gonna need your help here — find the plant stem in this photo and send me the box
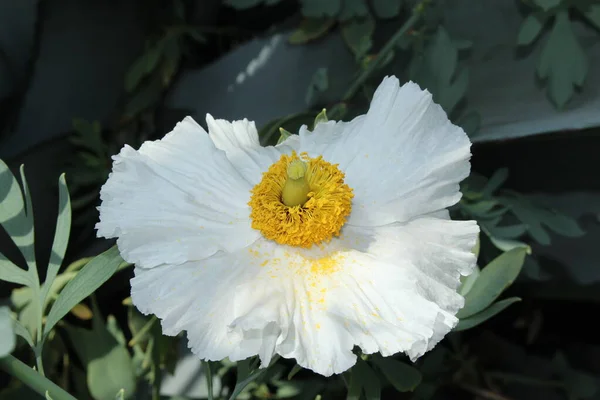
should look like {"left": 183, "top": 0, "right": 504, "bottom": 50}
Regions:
{"left": 128, "top": 315, "right": 157, "bottom": 346}
{"left": 34, "top": 345, "right": 45, "bottom": 376}
{"left": 0, "top": 355, "right": 77, "bottom": 400}
{"left": 342, "top": 1, "right": 428, "bottom": 102}
{"left": 487, "top": 371, "right": 564, "bottom": 388}
{"left": 204, "top": 361, "right": 214, "bottom": 400}
{"left": 458, "top": 383, "right": 513, "bottom": 400}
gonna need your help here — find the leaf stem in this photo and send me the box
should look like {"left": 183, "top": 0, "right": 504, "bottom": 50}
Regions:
{"left": 342, "top": 1, "right": 428, "bottom": 102}
{"left": 0, "top": 355, "right": 77, "bottom": 400}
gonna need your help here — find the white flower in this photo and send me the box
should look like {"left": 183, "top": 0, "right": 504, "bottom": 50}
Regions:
{"left": 96, "top": 76, "right": 478, "bottom": 377}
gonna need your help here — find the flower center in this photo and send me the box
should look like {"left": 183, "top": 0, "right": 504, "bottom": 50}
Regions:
{"left": 249, "top": 152, "right": 353, "bottom": 248}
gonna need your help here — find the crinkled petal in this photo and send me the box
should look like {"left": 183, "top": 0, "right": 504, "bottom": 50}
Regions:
{"left": 299, "top": 76, "right": 472, "bottom": 226}
{"left": 96, "top": 116, "right": 261, "bottom": 268}
{"left": 206, "top": 114, "right": 299, "bottom": 186}
{"left": 130, "top": 216, "right": 477, "bottom": 376}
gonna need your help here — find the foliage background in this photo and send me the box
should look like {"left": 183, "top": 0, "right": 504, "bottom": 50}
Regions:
{"left": 1, "top": 0, "right": 600, "bottom": 399}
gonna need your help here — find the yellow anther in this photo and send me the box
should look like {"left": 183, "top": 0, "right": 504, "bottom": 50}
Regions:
{"left": 248, "top": 152, "right": 353, "bottom": 248}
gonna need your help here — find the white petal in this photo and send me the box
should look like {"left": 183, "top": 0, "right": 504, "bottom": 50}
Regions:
{"left": 299, "top": 76, "right": 472, "bottom": 226}
{"left": 206, "top": 114, "right": 299, "bottom": 186}
{"left": 131, "top": 216, "right": 477, "bottom": 376}
{"left": 96, "top": 116, "right": 261, "bottom": 268}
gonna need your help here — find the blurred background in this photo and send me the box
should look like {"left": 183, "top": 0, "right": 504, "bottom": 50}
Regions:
{"left": 1, "top": 0, "right": 600, "bottom": 399}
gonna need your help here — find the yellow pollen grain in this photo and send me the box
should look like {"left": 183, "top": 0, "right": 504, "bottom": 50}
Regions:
{"left": 310, "top": 253, "right": 343, "bottom": 275}
{"left": 248, "top": 151, "right": 353, "bottom": 248}
{"left": 315, "top": 323, "right": 321, "bottom": 329}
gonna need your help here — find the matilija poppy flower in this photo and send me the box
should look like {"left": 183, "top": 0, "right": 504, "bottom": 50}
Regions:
{"left": 96, "top": 76, "right": 478, "bottom": 377}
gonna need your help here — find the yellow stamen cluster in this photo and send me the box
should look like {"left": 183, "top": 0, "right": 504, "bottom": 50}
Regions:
{"left": 249, "top": 152, "right": 353, "bottom": 248}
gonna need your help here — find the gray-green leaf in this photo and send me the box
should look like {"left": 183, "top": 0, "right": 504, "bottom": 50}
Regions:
{"left": 517, "top": 15, "right": 544, "bottom": 46}
{"left": 455, "top": 297, "right": 521, "bottom": 331}
{"left": 0, "top": 307, "right": 16, "bottom": 357}
{"left": 341, "top": 16, "right": 375, "bottom": 59}
{"left": 373, "top": 0, "right": 402, "bottom": 18}
{"left": 41, "top": 174, "right": 71, "bottom": 306}
{"left": 582, "top": 4, "right": 600, "bottom": 30}
{"left": 371, "top": 356, "right": 422, "bottom": 392}
{"left": 65, "top": 313, "right": 135, "bottom": 400}
{"left": 0, "top": 255, "right": 30, "bottom": 286}
{"left": 289, "top": 18, "right": 335, "bottom": 45}
{"left": 305, "top": 68, "right": 328, "bottom": 105}
{"left": 533, "top": 0, "right": 561, "bottom": 11}
{"left": 537, "top": 11, "right": 588, "bottom": 108}
{"left": 301, "top": 0, "right": 341, "bottom": 18}
{"left": 351, "top": 360, "right": 381, "bottom": 400}
{"left": 44, "top": 246, "right": 123, "bottom": 337}
{"left": 457, "top": 247, "right": 526, "bottom": 319}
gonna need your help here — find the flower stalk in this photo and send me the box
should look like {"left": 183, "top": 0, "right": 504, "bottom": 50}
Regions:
{"left": 0, "top": 355, "right": 77, "bottom": 400}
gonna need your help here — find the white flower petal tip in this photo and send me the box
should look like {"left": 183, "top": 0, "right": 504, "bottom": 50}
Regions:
{"left": 100, "top": 75, "right": 478, "bottom": 377}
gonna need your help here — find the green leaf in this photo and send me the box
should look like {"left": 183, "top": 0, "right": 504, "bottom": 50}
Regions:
{"left": 488, "top": 235, "right": 531, "bottom": 254}
{"left": 498, "top": 194, "right": 584, "bottom": 245}
{"left": 537, "top": 11, "right": 588, "bottom": 108}
{"left": 437, "top": 68, "right": 468, "bottom": 114}
{"left": 228, "top": 358, "right": 273, "bottom": 400}
{"left": 429, "top": 27, "right": 457, "bottom": 90}
{"left": 224, "top": 0, "right": 265, "bottom": 9}
{"left": 124, "top": 73, "right": 164, "bottom": 117}
{"left": 373, "top": 0, "right": 402, "bottom": 18}
{"left": 289, "top": 18, "right": 335, "bottom": 44}
{"left": 517, "top": 15, "right": 544, "bottom": 46}
{"left": 301, "top": 0, "right": 341, "bottom": 18}
{"left": 355, "top": 360, "right": 380, "bottom": 400}
{"left": 65, "top": 312, "right": 135, "bottom": 400}
{"left": 44, "top": 246, "right": 123, "bottom": 337}
{"left": 341, "top": 16, "right": 375, "bottom": 58}
{"left": 0, "top": 307, "right": 16, "bottom": 356}
{"left": 371, "top": 356, "right": 422, "bottom": 392}
{"left": 346, "top": 370, "right": 361, "bottom": 400}
{"left": 287, "top": 364, "right": 303, "bottom": 380}
{"left": 339, "top": 0, "right": 369, "bottom": 21}
{"left": 552, "top": 352, "right": 599, "bottom": 399}
{"left": 455, "top": 297, "right": 521, "bottom": 331}
{"left": 582, "top": 4, "right": 600, "bottom": 30}
{"left": 347, "top": 360, "right": 382, "bottom": 400}
{"left": 409, "top": 26, "right": 466, "bottom": 114}
{"left": 533, "top": 0, "right": 561, "bottom": 11}
{"left": 125, "top": 43, "right": 165, "bottom": 92}
{"left": 457, "top": 247, "right": 526, "bottom": 319}
{"left": 481, "top": 168, "right": 508, "bottom": 197}
{"left": 41, "top": 174, "right": 71, "bottom": 306}
{"left": 488, "top": 224, "right": 528, "bottom": 239}
{"left": 305, "top": 67, "right": 328, "bottom": 105}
